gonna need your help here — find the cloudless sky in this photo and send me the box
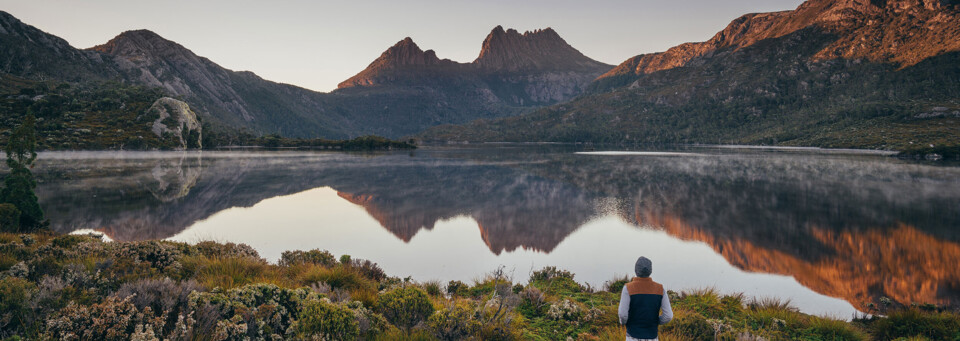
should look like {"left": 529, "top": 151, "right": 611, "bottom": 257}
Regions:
{"left": 1, "top": 0, "right": 803, "bottom": 92}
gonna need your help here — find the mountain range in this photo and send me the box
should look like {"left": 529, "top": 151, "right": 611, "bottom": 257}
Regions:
{"left": 0, "top": 12, "right": 609, "bottom": 141}
{"left": 2, "top": 0, "right": 960, "bottom": 150}
{"left": 419, "top": 0, "right": 960, "bottom": 151}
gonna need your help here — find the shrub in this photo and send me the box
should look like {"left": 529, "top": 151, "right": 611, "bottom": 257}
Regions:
{"left": 870, "top": 309, "right": 960, "bottom": 341}
{"left": 517, "top": 286, "right": 547, "bottom": 317}
{"left": 530, "top": 266, "right": 575, "bottom": 283}
{"left": 112, "top": 278, "right": 203, "bottom": 334}
{"left": 660, "top": 310, "right": 714, "bottom": 341}
{"left": 447, "top": 280, "right": 469, "bottom": 297}
{"left": 421, "top": 280, "right": 443, "bottom": 297}
{"left": 428, "top": 301, "right": 481, "bottom": 340}
{"left": 343, "top": 258, "right": 387, "bottom": 283}
{"left": 345, "top": 300, "right": 388, "bottom": 338}
{"left": 605, "top": 274, "right": 630, "bottom": 293}
{"left": 0, "top": 204, "right": 20, "bottom": 232}
{"left": 805, "top": 317, "right": 867, "bottom": 341}
{"left": 184, "top": 283, "right": 320, "bottom": 339}
{"left": 189, "top": 256, "right": 283, "bottom": 290}
{"left": 377, "top": 286, "right": 434, "bottom": 330}
{"left": 292, "top": 299, "right": 359, "bottom": 340}
{"left": 298, "top": 265, "right": 375, "bottom": 292}
{"left": 0, "top": 277, "right": 36, "bottom": 337}
{"left": 547, "top": 299, "right": 583, "bottom": 322}
{"left": 191, "top": 241, "right": 259, "bottom": 259}
{"left": 279, "top": 249, "right": 336, "bottom": 267}
{"left": 511, "top": 283, "right": 524, "bottom": 294}
{"left": 112, "top": 241, "right": 182, "bottom": 271}
{"left": 529, "top": 266, "right": 581, "bottom": 294}
{"left": 43, "top": 296, "right": 165, "bottom": 341}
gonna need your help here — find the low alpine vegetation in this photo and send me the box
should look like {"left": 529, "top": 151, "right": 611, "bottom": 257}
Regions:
{"left": 0, "top": 233, "right": 957, "bottom": 340}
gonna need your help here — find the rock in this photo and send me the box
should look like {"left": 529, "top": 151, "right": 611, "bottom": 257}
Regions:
{"left": 145, "top": 97, "right": 202, "bottom": 150}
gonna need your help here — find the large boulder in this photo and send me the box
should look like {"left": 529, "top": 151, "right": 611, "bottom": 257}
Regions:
{"left": 145, "top": 97, "right": 202, "bottom": 150}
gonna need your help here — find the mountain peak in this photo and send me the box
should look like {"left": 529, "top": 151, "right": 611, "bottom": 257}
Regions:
{"left": 90, "top": 29, "right": 188, "bottom": 57}
{"left": 337, "top": 37, "right": 453, "bottom": 89}
{"left": 474, "top": 26, "right": 609, "bottom": 72}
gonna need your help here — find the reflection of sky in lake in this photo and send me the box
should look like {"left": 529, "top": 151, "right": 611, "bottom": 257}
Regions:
{"left": 169, "top": 186, "right": 857, "bottom": 318}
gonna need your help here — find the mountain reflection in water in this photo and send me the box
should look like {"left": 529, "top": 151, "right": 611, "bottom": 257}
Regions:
{"left": 30, "top": 146, "right": 960, "bottom": 313}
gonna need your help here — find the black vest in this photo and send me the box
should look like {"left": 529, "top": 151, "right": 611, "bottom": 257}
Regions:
{"left": 625, "top": 277, "right": 663, "bottom": 339}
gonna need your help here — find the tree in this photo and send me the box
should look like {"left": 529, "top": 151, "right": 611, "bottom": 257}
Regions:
{"left": 1, "top": 113, "right": 45, "bottom": 231}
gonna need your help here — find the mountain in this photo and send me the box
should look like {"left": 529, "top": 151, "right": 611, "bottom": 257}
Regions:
{"left": 419, "top": 0, "right": 960, "bottom": 151}
{"left": 339, "top": 26, "right": 612, "bottom": 107}
{"left": 0, "top": 11, "right": 116, "bottom": 82}
{"left": 595, "top": 0, "right": 960, "bottom": 88}
{"left": 0, "top": 12, "right": 611, "bottom": 140}
{"left": 88, "top": 29, "right": 350, "bottom": 138}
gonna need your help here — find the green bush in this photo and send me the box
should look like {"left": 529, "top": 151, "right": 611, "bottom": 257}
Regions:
{"left": 191, "top": 241, "right": 259, "bottom": 259}
{"left": 428, "top": 301, "right": 481, "bottom": 340}
{"left": 279, "top": 249, "right": 337, "bottom": 267}
{"left": 870, "top": 309, "right": 960, "bottom": 341}
{"left": 605, "top": 274, "right": 630, "bottom": 293}
{"left": 660, "top": 311, "right": 715, "bottom": 341}
{"left": 517, "top": 286, "right": 547, "bottom": 317}
{"left": 0, "top": 277, "right": 36, "bottom": 337}
{"left": 0, "top": 204, "right": 20, "bottom": 232}
{"left": 447, "top": 280, "right": 469, "bottom": 297}
{"left": 292, "top": 299, "right": 359, "bottom": 340}
{"left": 804, "top": 318, "right": 867, "bottom": 341}
{"left": 377, "top": 285, "right": 435, "bottom": 330}
{"left": 421, "top": 280, "right": 443, "bottom": 297}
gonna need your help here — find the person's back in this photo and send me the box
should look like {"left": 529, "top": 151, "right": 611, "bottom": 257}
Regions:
{"left": 618, "top": 256, "right": 672, "bottom": 341}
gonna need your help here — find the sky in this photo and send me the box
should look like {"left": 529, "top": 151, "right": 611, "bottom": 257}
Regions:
{"left": 1, "top": 0, "right": 804, "bottom": 92}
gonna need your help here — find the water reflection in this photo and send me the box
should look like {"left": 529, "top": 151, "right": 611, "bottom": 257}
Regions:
{"left": 30, "top": 147, "right": 960, "bottom": 314}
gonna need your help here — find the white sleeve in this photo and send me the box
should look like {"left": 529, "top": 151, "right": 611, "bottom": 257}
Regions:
{"left": 618, "top": 285, "right": 631, "bottom": 324}
{"left": 659, "top": 287, "right": 673, "bottom": 324}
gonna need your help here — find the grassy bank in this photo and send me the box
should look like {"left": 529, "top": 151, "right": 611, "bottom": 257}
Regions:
{"left": 0, "top": 233, "right": 957, "bottom": 340}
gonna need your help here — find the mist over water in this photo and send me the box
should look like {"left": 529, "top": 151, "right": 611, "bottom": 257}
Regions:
{"left": 32, "top": 145, "right": 960, "bottom": 317}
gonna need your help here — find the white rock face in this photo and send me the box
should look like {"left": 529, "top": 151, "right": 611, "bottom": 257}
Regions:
{"left": 146, "top": 97, "right": 202, "bottom": 150}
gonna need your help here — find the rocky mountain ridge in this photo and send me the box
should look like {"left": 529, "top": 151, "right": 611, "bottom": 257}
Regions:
{"left": 421, "top": 0, "right": 960, "bottom": 151}
{"left": 0, "top": 11, "right": 612, "bottom": 139}
{"left": 337, "top": 26, "right": 612, "bottom": 107}
{"left": 596, "top": 0, "right": 960, "bottom": 87}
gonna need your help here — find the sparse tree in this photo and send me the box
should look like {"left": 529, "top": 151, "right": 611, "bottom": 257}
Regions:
{"left": 1, "top": 113, "right": 45, "bottom": 231}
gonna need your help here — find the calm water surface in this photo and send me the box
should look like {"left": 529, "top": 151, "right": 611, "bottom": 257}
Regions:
{"left": 32, "top": 145, "right": 960, "bottom": 317}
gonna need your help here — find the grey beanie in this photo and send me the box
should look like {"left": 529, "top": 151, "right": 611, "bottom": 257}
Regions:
{"left": 635, "top": 256, "right": 652, "bottom": 278}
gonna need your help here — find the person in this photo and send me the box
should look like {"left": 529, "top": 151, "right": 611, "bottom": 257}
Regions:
{"left": 618, "top": 256, "right": 673, "bottom": 341}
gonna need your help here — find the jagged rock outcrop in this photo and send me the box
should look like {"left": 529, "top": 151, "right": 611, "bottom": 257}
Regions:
{"left": 145, "top": 97, "right": 202, "bottom": 150}
{"left": 474, "top": 26, "right": 610, "bottom": 73}
{"left": 337, "top": 26, "right": 612, "bottom": 107}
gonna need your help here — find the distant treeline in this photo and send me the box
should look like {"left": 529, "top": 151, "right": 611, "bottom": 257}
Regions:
{"left": 245, "top": 134, "right": 417, "bottom": 150}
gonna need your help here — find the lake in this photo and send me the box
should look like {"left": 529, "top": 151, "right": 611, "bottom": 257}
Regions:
{"left": 31, "top": 145, "right": 960, "bottom": 318}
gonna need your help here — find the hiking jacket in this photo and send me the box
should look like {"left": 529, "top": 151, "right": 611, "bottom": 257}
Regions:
{"left": 618, "top": 277, "right": 673, "bottom": 339}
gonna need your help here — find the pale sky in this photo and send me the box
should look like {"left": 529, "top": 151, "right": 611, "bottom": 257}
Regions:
{"left": 1, "top": 0, "right": 803, "bottom": 92}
